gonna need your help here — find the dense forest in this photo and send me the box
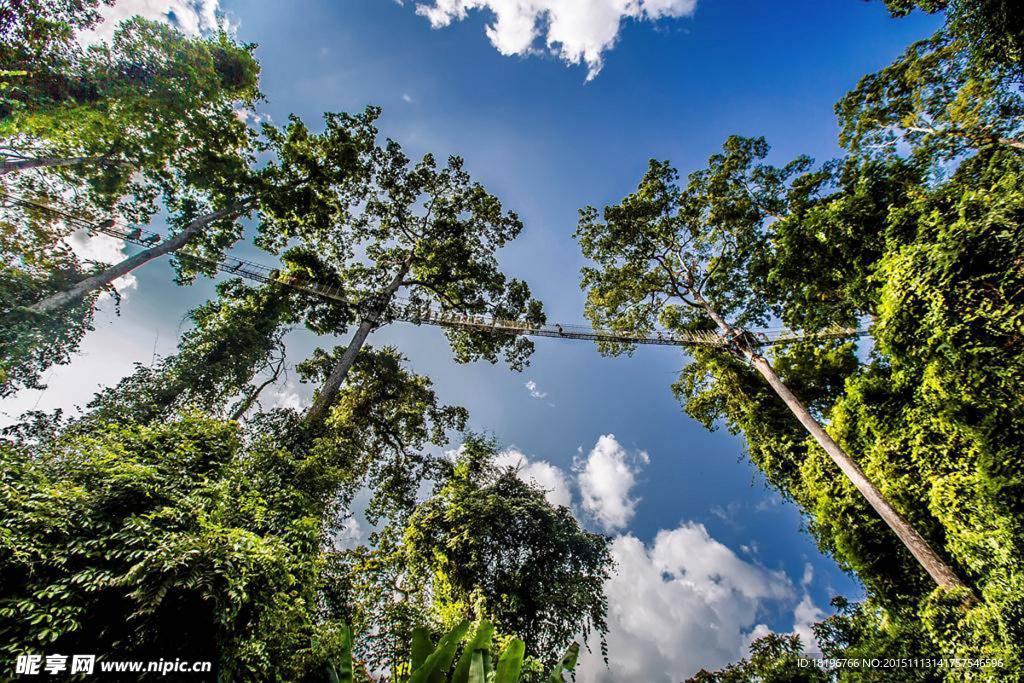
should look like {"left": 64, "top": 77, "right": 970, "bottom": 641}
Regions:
{"left": 1, "top": 0, "right": 1022, "bottom": 680}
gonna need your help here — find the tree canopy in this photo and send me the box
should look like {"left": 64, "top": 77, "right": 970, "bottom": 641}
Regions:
{"left": 328, "top": 435, "right": 612, "bottom": 679}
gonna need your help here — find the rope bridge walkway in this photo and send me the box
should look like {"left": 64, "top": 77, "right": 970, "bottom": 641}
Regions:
{"left": 3, "top": 193, "right": 869, "bottom": 349}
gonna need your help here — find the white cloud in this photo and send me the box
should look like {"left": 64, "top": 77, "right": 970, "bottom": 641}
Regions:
{"left": 524, "top": 379, "right": 547, "bottom": 399}
{"left": 740, "top": 563, "right": 826, "bottom": 659}
{"left": 800, "top": 561, "right": 814, "bottom": 589}
{"left": 402, "top": 93, "right": 414, "bottom": 103}
{"left": 494, "top": 447, "right": 572, "bottom": 508}
{"left": 791, "top": 594, "right": 826, "bottom": 655}
{"left": 414, "top": 0, "right": 697, "bottom": 80}
{"left": 789, "top": 563, "right": 825, "bottom": 654}
{"left": 333, "top": 515, "right": 364, "bottom": 550}
{"left": 577, "top": 434, "right": 647, "bottom": 532}
{"left": 80, "top": 0, "right": 227, "bottom": 44}
{"left": 754, "top": 493, "right": 783, "bottom": 512}
{"left": 269, "top": 381, "right": 306, "bottom": 412}
{"left": 710, "top": 501, "right": 742, "bottom": 526}
{"left": 63, "top": 229, "right": 138, "bottom": 295}
{"left": 580, "top": 523, "right": 794, "bottom": 681}
{"left": 233, "top": 106, "right": 268, "bottom": 125}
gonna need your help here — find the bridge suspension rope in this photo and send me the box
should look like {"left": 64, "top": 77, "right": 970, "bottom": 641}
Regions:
{"left": 2, "top": 192, "right": 869, "bottom": 349}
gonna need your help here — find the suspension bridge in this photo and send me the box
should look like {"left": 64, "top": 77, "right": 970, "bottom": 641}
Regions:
{"left": 3, "top": 192, "right": 869, "bottom": 349}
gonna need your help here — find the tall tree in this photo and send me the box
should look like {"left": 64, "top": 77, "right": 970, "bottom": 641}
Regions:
{"left": 0, "top": 182, "right": 101, "bottom": 396}
{"left": 575, "top": 136, "right": 970, "bottom": 593}
{"left": 0, "top": 14, "right": 264, "bottom": 394}
{"left": 261, "top": 136, "right": 544, "bottom": 425}
{"left": 1, "top": 16, "right": 262, "bottom": 294}
{"left": 0, "top": 108, "right": 379, "bottom": 396}
{"left": 679, "top": 146, "right": 1024, "bottom": 667}
{"left": 330, "top": 435, "right": 612, "bottom": 677}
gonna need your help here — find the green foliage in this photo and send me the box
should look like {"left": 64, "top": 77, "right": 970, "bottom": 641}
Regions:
{"left": 878, "top": 0, "right": 1024, "bottom": 69}
{"left": 0, "top": 328, "right": 479, "bottom": 679}
{"left": 298, "top": 345, "right": 469, "bottom": 523}
{"left": 765, "top": 157, "right": 926, "bottom": 330}
{"left": 685, "top": 632, "right": 827, "bottom": 682}
{"left": 81, "top": 279, "right": 296, "bottom": 425}
{"left": 0, "top": 0, "right": 113, "bottom": 118}
{"left": 0, "top": 414, "right": 348, "bottom": 680}
{"left": 3, "top": 16, "right": 260, "bottom": 185}
{"left": 836, "top": 29, "right": 1024, "bottom": 163}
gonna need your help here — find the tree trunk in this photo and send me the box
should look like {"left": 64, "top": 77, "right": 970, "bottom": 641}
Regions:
{"left": 304, "top": 264, "right": 410, "bottom": 425}
{"left": 693, "top": 293, "right": 972, "bottom": 594}
{"left": 0, "top": 156, "right": 126, "bottom": 176}
{"left": 27, "top": 201, "right": 249, "bottom": 315}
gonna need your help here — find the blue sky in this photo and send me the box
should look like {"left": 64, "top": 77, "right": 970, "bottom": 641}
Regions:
{"left": 1, "top": 0, "right": 943, "bottom": 679}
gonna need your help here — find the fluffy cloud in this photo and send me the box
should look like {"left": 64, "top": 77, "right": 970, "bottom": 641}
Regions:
{"left": 414, "top": 0, "right": 697, "bottom": 79}
{"left": 333, "top": 516, "right": 364, "bottom": 550}
{"left": 577, "top": 434, "right": 648, "bottom": 532}
{"left": 580, "top": 523, "right": 794, "bottom": 681}
{"left": 494, "top": 447, "right": 573, "bottom": 508}
{"left": 524, "top": 379, "right": 547, "bottom": 399}
{"left": 790, "top": 563, "right": 826, "bottom": 654}
{"left": 268, "top": 381, "right": 307, "bottom": 412}
{"left": 80, "top": 0, "right": 226, "bottom": 44}
{"left": 63, "top": 228, "right": 138, "bottom": 295}
{"left": 791, "top": 594, "right": 826, "bottom": 655}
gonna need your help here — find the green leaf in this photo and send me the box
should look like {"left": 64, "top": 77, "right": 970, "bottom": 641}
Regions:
{"left": 452, "top": 620, "right": 494, "bottom": 683}
{"left": 407, "top": 620, "right": 471, "bottom": 683}
{"left": 494, "top": 638, "right": 525, "bottom": 683}
{"left": 468, "top": 650, "right": 486, "bottom": 683}
{"left": 411, "top": 627, "right": 433, "bottom": 673}
{"left": 335, "top": 624, "right": 354, "bottom": 683}
{"left": 546, "top": 642, "right": 580, "bottom": 682}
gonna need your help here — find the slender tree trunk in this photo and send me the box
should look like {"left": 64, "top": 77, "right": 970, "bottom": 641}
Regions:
{"left": 27, "top": 201, "right": 249, "bottom": 315}
{"left": 305, "top": 264, "right": 410, "bottom": 425}
{"left": 692, "top": 292, "right": 972, "bottom": 594}
{"left": 230, "top": 358, "right": 285, "bottom": 422}
{"left": 0, "top": 156, "right": 126, "bottom": 176}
